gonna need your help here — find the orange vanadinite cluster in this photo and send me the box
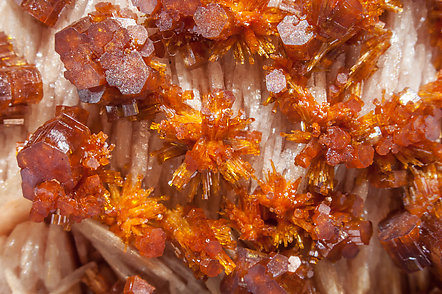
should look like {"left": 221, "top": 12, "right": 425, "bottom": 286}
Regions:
{"left": 372, "top": 80, "right": 441, "bottom": 275}
{"left": 16, "top": 106, "right": 237, "bottom": 278}
{"left": 132, "top": 0, "right": 285, "bottom": 65}
{"left": 0, "top": 32, "right": 43, "bottom": 125}
{"left": 102, "top": 176, "right": 168, "bottom": 258}
{"left": 16, "top": 0, "right": 73, "bottom": 26}
{"left": 227, "top": 164, "right": 372, "bottom": 259}
{"left": 151, "top": 89, "right": 262, "bottom": 199}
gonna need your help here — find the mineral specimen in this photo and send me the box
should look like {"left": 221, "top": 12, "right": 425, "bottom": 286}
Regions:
{"left": 15, "top": 0, "right": 73, "bottom": 27}
{"left": 0, "top": 32, "right": 43, "bottom": 124}
{"left": 12, "top": 0, "right": 442, "bottom": 291}
{"left": 16, "top": 106, "right": 112, "bottom": 223}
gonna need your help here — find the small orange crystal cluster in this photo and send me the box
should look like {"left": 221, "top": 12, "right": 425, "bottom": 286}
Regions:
{"left": 151, "top": 89, "right": 261, "bottom": 199}
{"left": 16, "top": 0, "right": 73, "bottom": 27}
{"left": 0, "top": 32, "right": 43, "bottom": 125}
{"left": 227, "top": 164, "right": 372, "bottom": 260}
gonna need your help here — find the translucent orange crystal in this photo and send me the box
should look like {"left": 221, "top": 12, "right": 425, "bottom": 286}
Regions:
{"left": 0, "top": 32, "right": 43, "bottom": 124}
{"left": 378, "top": 211, "right": 432, "bottom": 272}
{"left": 161, "top": 206, "right": 236, "bottom": 277}
{"left": 221, "top": 248, "right": 316, "bottom": 294}
{"left": 15, "top": 0, "right": 73, "bottom": 27}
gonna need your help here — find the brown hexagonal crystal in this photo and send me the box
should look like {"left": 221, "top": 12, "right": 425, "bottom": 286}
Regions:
{"left": 277, "top": 15, "right": 320, "bottom": 60}
{"left": 378, "top": 211, "right": 432, "bottom": 272}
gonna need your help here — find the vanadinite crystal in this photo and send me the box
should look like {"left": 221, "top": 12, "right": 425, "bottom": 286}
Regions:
{"left": 0, "top": 32, "right": 43, "bottom": 124}
{"left": 161, "top": 206, "right": 236, "bottom": 277}
{"left": 221, "top": 248, "right": 316, "bottom": 294}
{"left": 15, "top": 0, "right": 73, "bottom": 26}
{"left": 16, "top": 106, "right": 113, "bottom": 223}
{"left": 102, "top": 176, "right": 167, "bottom": 258}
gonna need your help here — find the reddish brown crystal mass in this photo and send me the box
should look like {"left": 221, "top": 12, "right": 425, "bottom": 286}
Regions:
{"left": 55, "top": 3, "right": 174, "bottom": 120}
{"left": 17, "top": 106, "right": 112, "bottom": 223}
{"left": 221, "top": 248, "right": 316, "bottom": 294}
{"left": 15, "top": 0, "right": 72, "bottom": 27}
{"left": 0, "top": 32, "right": 43, "bottom": 124}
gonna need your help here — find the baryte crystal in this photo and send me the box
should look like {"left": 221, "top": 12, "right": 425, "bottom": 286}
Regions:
{"left": 0, "top": 32, "right": 43, "bottom": 124}
{"left": 15, "top": 0, "right": 72, "bottom": 27}
{"left": 124, "top": 275, "right": 155, "bottom": 294}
